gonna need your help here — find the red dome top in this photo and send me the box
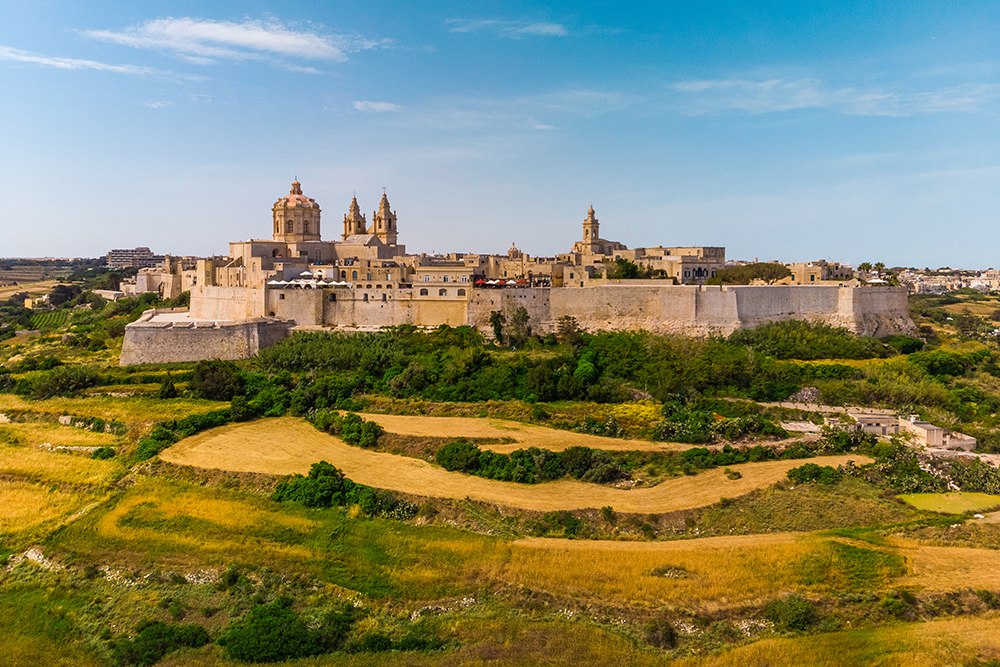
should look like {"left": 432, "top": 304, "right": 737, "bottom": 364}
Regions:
{"left": 274, "top": 179, "right": 320, "bottom": 210}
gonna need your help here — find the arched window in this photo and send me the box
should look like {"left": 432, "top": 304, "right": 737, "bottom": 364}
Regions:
{"left": 419, "top": 288, "right": 428, "bottom": 296}
{"left": 285, "top": 220, "right": 293, "bottom": 233}
{"left": 274, "top": 222, "right": 279, "bottom": 234}
{"left": 341, "top": 270, "right": 347, "bottom": 280}
{"left": 438, "top": 288, "right": 447, "bottom": 296}
{"left": 352, "top": 270, "right": 358, "bottom": 280}
{"left": 303, "top": 221, "right": 309, "bottom": 234}
{"left": 457, "top": 289, "right": 466, "bottom": 296}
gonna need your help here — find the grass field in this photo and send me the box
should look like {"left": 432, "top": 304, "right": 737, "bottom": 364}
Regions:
{"left": 0, "top": 279, "right": 59, "bottom": 301}
{"left": 0, "top": 446, "right": 119, "bottom": 486}
{"left": 160, "top": 417, "right": 870, "bottom": 512}
{"left": 0, "top": 479, "right": 90, "bottom": 535}
{"left": 0, "top": 394, "right": 224, "bottom": 427}
{"left": 898, "top": 492, "right": 1000, "bottom": 514}
{"left": 0, "top": 421, "right": 119, "bottom": 450}
{"left": 358, "top": 412, "right": 690, "bottom": 453}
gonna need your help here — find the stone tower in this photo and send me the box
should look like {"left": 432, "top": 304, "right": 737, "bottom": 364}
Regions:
{"left": 582, "top": 206, "right": 600, "bottom": 252}
{"left": 368, "top": 192, "right": 398, "bottom": 246}
{"left": 272, "top": 180, "right": 321, "bottom": 243}
{"left": 342, "top": 196, "right": 367, "bottom": 240}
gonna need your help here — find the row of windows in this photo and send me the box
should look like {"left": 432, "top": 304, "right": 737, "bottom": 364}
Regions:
{"left": 421, "top": 275, "right": 470, "bottom": 283}
{"left": 278, "top": 289, "right": 467, "bottom": 301}
{"left": 275, "top": 221, "right": 314, "bottom": 234}
{"left": 419, "top": 288, "right": 465, "bottom": 296}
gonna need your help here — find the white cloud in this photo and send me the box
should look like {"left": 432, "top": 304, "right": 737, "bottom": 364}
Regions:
{"left": 142, "top": 101, "right": 172, "bottom": 108}
{"left": 445, "top": 18, "right": 568, "bottom": 39}
{"left": 0, "top": 45, "right": 160, "bottom": 75}
{"left": 353, "top": 100, "right": 402, "bottom": 113}
{"left": 672, "top": 77, "right": 1000, "bottom": 117}
{"left": 85, "top": 17, "right": 389, "bottom": 65}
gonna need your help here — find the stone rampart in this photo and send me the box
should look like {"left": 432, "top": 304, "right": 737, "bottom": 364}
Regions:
{"left": 120, "top": 309, "right": 294, "bottom": 365}
{"left": 468, "top": 284, "right": 914, "bottom": 337}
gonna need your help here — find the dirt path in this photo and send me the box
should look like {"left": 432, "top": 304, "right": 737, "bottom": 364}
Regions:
{"left": 160, "top": 417, "right": 870, "bottom": 513}
{"left": 357, "top": 412, "right": 690, "bottom": 452}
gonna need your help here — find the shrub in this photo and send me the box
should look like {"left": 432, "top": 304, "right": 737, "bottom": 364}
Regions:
{"left": 643, "top": 618, "right": 678, "bottom": 649}
{"left": 189, "top": 359, "right": 244, "bottom": 401}
{"left": 787, "top": 463, "right": 842, "bottom": 485}
{"left": 111, "top": 620, "right": 209, "bottom": 666}
{"left": 764, "top": 594, "right": 814, "bottom": 631}
{"left": 219, "top": 598, "right": 319, "bottom": 663}
{"left": 435, "top": 438, "right": 482, "bottom": 472}
{"left": 91, "top": 447, "right": 115, "bottom": 460}
{"left": 30, "top": 365, "right": 100, "bottom": 399}
{"left": 157, "top": 373, "right": 179, "bottom": 399}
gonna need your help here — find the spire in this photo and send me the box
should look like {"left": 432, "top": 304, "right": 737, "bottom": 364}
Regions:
{"left": 379, "top": 191, "right": 391, "bottom": 213}
{"left": 349, "top": 195, "right": 361, "bottom": 216}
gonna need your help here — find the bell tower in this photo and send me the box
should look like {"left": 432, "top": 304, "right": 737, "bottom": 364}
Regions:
{"left": 368, "top": 191, "right": 398, "bottom": 246}
{"left": 272, "top": 180, "right": 322, "bottom": 243}
{"left": 342, "top": 196, "right": 367, "bottom": 240}
{"left": 582, "top": 205, "right": 600, "bottom": 252}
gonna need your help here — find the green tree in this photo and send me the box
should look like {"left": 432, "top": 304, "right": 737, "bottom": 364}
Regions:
{"left": 708, "top": 262, "right": 791, "bottom": 285}
{"left": 488, "top": 310, "right": 506, "bottom": 344}
{"left": 157, "top": 372, "right": 179, "bottom": 399}
{"left": 189, "top": 359, "right": 244, "bottom": 401}
{"left": 508, "top": 306, "right": 531, "bottom": 347}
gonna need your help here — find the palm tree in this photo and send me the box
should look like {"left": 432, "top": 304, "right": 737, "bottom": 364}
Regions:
{"left": 873, "top": 262, "right": 886, "bottom": 279}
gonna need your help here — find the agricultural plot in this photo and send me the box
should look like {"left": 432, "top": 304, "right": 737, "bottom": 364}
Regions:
{"left": 0, "top": 394, "right": 223, "bottom": 427}
{"left": 897, "top": 492, "right": 1000, "bottom": 514}
{"left": 29, "top": 310, "right": 67, "bottom": 329}
{"left": 358, "top": 412, "right": 690, "bottom": 452}
{"left": 161, "top": 418, "right": 870, "bottom": 513}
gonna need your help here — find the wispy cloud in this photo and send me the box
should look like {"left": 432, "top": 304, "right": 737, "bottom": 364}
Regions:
{"left": 85, "top": 17, "right": 390, "bottom": 65}
{"left": 353, "top": 100, "right": 401, "bottom": 113}
{"left": 673, "top": 77, "right": 1000, "bottom": 116}
{"left": 445, "top": 18, "right": 568, "bottom": 39}
{"left": 142, "top": 101, "right": 172, "bottom": 108}
{"left": 0, "top": 45, "right": 160, "bottom": 75}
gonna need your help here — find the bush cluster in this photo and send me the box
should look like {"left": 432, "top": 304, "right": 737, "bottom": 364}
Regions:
{"left": 271, "top": 461, "right": 417, "bottom": 519}
{"left": 218, "top": 597, "right": 354, "bottom": 663}
{"left": 309, "top": 410, "right": 384, "bottom": 448}
{"left": 435, "top": 440, "right": 623, "bottom": 485}
{"left": 111, "top": 620, "right": 209, "bottom": 666}
{"left": 786, "top": 463, "right": 843, "bottom": 485}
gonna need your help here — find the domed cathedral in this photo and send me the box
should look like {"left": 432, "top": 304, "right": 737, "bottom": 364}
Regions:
{"left": 272, "top": 180, "right": 322, "bottom": 243}
{"left": 368, "top": 192, "right": 399, "bottom": 246}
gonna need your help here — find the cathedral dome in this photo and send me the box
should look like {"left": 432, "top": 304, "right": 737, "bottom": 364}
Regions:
{"left": 274, "top": 180, "right": 320, "bottom": 209}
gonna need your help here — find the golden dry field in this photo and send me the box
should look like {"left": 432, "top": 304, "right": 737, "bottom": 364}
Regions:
{"left": 0, "top": 279, "right": 58, "bottom": 301}
{"left": 160, "top": 417, "right": 870, "bottom": 512}
{"left": 0, "top": 394, "right": 223, "bottom": 426}
{"left": 0, "top": 479, "right": 89, "bottom": 534}
{"left": 357, "top": 412, "right": 689, "bottom": 452}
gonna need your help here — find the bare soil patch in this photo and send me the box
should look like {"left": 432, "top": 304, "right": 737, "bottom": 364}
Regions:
{"left": 161, "top": 417, "right": 870, "bottom": 513}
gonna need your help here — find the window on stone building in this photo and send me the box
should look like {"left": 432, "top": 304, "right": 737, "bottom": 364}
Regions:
{"left": 461, "top": 275, "right": 469, "bottom": 282}
{"left": 423, "top": 276, "right": 431, "bottom": 282}
{"left": 285, "top": 220, "right": 293, "bottom": 233}
{"left": 419, "top": 288, "right": 428, "bottom": 296}
{"left": 329, "top": 293, "right": 336, "bottom": 302}
{"left": 457, "top": 289, "right": 466, "bottom": 296}
{"left": 363, "top": 294, "right": 369, "bottom": 302}
{"left": 439, "top": 288, "right": 447, "bottom": 296}
{"left": 303, "top": 221, "right": 310, "bottom": 234}
{"left": 352, "top": 270, "right": 358, "bottom": 280}
{"left": 381, "top": 294, "right": 387, "bottom": 302}
{"left": 279, "top": 294, "right": 285, "bottom": 300}
{"left": 341, "top": 270, "right": 347, "bottom": 280}
{"left": 443, "top": 276, "right": 450, "bottom": 282}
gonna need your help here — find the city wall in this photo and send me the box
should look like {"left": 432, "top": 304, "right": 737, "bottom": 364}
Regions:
{"left": 120, "top": 309, "right": 293, "bottom": 366}
{"left": 468, "top": 284, "right": 915, "bottom": 337}
{"left": 125, "top": 284, "right": 914, "bottom": 364}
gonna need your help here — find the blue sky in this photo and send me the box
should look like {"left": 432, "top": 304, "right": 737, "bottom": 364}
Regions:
{"left": 1, "top": 1, "right": 998, "bottom": 268}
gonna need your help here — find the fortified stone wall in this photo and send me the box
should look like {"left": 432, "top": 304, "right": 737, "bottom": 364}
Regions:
{"left": 468, "top": 284, "right": 914, "bottom": 338}
{"left": 120, "top": 309, "right": 294, "bottom": 366}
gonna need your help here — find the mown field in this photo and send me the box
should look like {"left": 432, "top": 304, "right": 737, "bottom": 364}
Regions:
{"left": 160, "top": 417, "right": 869, "bottom": 512}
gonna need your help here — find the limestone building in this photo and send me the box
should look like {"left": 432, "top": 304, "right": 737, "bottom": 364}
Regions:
{"left": 121, "top": 179, "right": 917, "bottom": 365}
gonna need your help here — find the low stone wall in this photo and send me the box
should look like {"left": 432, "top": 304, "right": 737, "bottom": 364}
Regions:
{"left": 120, "top": 309, "right": 294, "bottom": 365}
